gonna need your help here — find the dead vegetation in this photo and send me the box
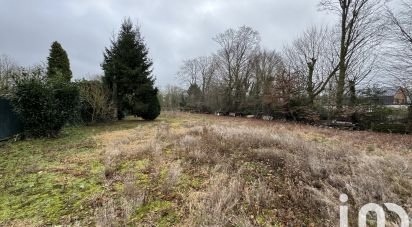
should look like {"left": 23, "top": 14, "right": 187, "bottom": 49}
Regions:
{"left": 78, "top": 112, "right": 412, "bottom": 225}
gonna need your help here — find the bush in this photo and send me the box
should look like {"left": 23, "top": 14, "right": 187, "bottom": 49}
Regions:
{"left": 140, "top": 95, "right": 161, "bottom": 121}
{"left": 371, "top": 123, "right": 407, "bottom": 134}
{"left": 77, "top": 80, "right": 115, "bottom": 124}
{"left": 11, "top": 78, "right": 79, "bottom": 137}
{"left": 129, "top": 89, "right": 161, "bottom": 121}
{"left": 285, "top": 98, "right": 320, "bottom": 123}
{"left": 353, "top": 106, "right": 393, "bottom": 130}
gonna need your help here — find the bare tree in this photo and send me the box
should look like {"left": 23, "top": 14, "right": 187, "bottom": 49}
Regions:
{"left": 214, "top": 26, "right": 260, "bottom": 111}
{"left": 177, "top": 58, "right": 200, "bottom": 87}
{"left": 177, "top": 55, "right": 217, "bottom": 110}
{"left": 178, "top": 56, "right": 216, "bottom": 95}
{"left": 197, "top": 56, "right": 217, "bottom": 99}
{"left": 345, "top": 45, "right": 378, "bottom": 105}
{"left": 78, "top": 79, "right": 115, "bottom": 123}
{"left": 0, "top": 55, "right": 19, "bottom": 93}
{"left": 248, "top": 49, "right": 284, "bottom": 112}
{"left": 284, "top": 26, "right": 340, "bottom": 106}
{"left": 160, "top": 85, "right": 185, "bottom": 111}
{"left": 385, "top": 0, "right": 412, "bottom": 102}
{"left": 319, "top": 0, "right": 385, "bottom": 109}
{"left": 263, "top": 61, "right": 307, "bottom": 119}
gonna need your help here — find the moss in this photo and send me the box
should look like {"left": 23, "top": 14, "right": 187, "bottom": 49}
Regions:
{"left": 0, "top": 173, "right": 102, "bottom": 224}
{"left": 156, "top": 209, "right": 179, "bottom": 227}
{"left": 90, "top": 160, "right": 105, "bottom": 176}
{"left": 0, "top": 118, "right": 143, "bottom": 225}
{"left": 119, "top": 159, "right": 150, "bottom": 174}
{"left": 130, "top": 200, "right": 176, "bottom": 225}
{"left": 117, "top": 159, "right": 152, "bottom": 187}
{"left": 159, "top": 166, "right": 168, "bottom": 180}
{"left": 256, "top": 214, "right": 266, "bottom": 225}
{"left": 178, "top": 173, "right": 203, "bottom": 191}
{"left": 164, "top": 147, "right": 173, "bottom": 155}
{"left": 113, "top": 182, "right": 124, "bottom": 192}
{"left": 135, "top": 172, "right": 151, "bottom": 186}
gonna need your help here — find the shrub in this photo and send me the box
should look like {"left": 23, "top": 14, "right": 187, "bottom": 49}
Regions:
{"left": 141, "top": 95, "right": 161, "bottom": 120}
{"left": 287, "top": 105, "right": 320, "bottom": 123}
{"left": 371, "top": 123, "right": 407, "bottom": 134}
{"left": 11, "top": 78, "right": 79, "bottom": 137}
{"left": 282, "top": 97, "right": 320, "bottom": 123}
{"left": 132, "top": 94, "right": 161, "bottom": 121}
{"left": 353, "top": 106, "right": 393, "bottom": 130}
{"left": 77, "top": 80, "right": 115, "bottom": 124}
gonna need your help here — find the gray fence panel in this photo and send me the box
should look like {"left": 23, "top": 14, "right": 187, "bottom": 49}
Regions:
{"left": 0, "top": 98, "right": 22, "bottom": 140}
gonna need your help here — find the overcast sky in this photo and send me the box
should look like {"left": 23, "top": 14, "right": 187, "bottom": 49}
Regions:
{"left": 0, "top": 0, "right": 333, "bottom": 88}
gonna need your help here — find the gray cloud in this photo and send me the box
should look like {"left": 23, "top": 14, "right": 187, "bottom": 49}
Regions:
{"left": 0, "top": 0, "right": 332, "bottom": 88}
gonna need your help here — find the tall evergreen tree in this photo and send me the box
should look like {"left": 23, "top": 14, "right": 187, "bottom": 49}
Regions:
{"left": 47, "top": 41, "right": 72, "bottom": 82}
{"left": 102, "top": 18, "right": 160, "bottom": 120}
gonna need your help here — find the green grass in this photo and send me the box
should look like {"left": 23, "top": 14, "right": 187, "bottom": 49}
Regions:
{"left": 0, "top": 118, "right": 144, "bottom": 225}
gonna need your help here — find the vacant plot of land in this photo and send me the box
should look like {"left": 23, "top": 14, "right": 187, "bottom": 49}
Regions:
{"left": 0, "top": 112, "right": 411, "bottom": 226}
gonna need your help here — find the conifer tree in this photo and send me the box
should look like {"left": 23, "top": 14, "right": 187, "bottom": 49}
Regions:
{"left": 47, "top": 41, "right": 72, "bottom": 82}
{"left": 102, "top": 18, "right": 160, "bottom": 120}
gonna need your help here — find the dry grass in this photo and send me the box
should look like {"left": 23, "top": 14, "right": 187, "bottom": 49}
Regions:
{"left": 89, "top": 112, "right": 412, "bottom": 226}
{"left": 3, "top": 112, "right": 407, "bottom": 225}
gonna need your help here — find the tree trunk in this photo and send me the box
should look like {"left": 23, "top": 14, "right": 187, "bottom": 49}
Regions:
{"left": 306, "top": 58, "right": 316, "bottom": 106}
{"left": 336, "top": 63, "right": 346, "bottom": 110}
{"left": 336, "top": 3, "right": 348, "bottom": 110}
{"left": 349, "top": 80, "right": 357, "bottom": 107}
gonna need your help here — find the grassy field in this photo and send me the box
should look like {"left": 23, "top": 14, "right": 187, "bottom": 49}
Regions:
{"left": 0, "top": 112, "right": 411, "bottom": 226}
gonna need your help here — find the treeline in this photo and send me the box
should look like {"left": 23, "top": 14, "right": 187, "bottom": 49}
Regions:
{"left": 160, "top": 0, "right": 412, "bottom": 133}
{"left": 0, "top": 18, "right": 160, "bottom": 138}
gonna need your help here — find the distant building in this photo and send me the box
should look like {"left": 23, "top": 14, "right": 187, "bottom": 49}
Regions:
{"left": 378, "top": 87, "right": 410, "bottom": 107}
{"left": 394, "top": 88, "right": 409, "bottom": 105}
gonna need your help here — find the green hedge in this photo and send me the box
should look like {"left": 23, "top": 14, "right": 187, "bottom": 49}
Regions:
{"left": 11, "top": 78, "right": 79, "bottom": 137}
